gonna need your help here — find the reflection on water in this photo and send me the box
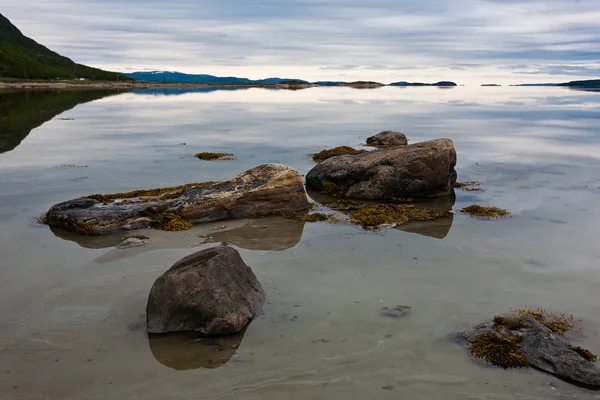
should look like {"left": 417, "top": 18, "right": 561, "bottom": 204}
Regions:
{"left": 148, "top": 330, "right": 245, "bottom": 370}
{"left": 2, "top": 87, "right": 600, "bottom": 400}
{"left": 307, "top": 189, "right": 456, "bottom": 239}
{"left": 49, "top": 216, "right": 306, "bottom": 253}
{"left": 0, "top": 89, "right": 124, "bottom": 154}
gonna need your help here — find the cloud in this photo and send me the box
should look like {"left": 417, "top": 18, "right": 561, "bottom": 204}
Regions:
{"left": 2, "top": 0, "right": 600, "bottom": 84}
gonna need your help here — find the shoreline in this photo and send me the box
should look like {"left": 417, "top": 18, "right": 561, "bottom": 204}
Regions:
{"left": 0, "top": 81, "right": 319, "bottom": 90}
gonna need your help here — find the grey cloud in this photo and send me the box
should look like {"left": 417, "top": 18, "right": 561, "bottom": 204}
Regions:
{"left": 2, "top": 0, "right": 600, "bottom": 82}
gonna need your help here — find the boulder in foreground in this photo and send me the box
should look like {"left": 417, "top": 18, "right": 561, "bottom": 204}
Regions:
{"left": 366, "top": 130, "right": 408, "bottom": 147}
{"left": 147, "top": 246, "right": 264, "bottom": 335}
{"left": 305, "top": 138, "right": 457, "bottom": 199}
{"left": 45, "top": 164, "right": 309, "bottom": 235}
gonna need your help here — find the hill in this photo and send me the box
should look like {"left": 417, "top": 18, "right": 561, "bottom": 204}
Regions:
{"left": 557, "top": 79, "right": 600, "bottom": 88}
{"left": 0, "top": 13, "right": 130, "bottom": 81}
{"left": 123, "top": 71, "right": 309, "bottom": 85}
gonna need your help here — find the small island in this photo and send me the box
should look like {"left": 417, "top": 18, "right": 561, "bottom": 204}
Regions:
{"left": 390, "top": 81, "right": 457, "bottom": 87}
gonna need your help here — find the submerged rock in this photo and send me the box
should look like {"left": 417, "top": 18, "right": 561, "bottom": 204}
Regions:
{"left": 147, "top": 246, "right": 264, "bottom": 335}
{"left": 306, "top": 139, "right": 457, "bottom": 200}
{"left": 460, "top": 315, "right": 600, "bottom": 389}
{"left": 366, "top": 131, "right": 408, "bottom": 147}
{"left": 116, "top": 237, "right": 146, "bottom": 249}
{"left": 45, "top": 164, "right": 309, "bottom": 235}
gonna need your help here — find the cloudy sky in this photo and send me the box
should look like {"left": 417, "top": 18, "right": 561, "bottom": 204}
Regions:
{"left": 3, "top": 0, "right": 600, "bottom": 84}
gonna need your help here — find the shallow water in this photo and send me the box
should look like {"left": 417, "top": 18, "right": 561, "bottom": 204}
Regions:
{"left": 1, "top": 86, "right": 600, "bottom": 399}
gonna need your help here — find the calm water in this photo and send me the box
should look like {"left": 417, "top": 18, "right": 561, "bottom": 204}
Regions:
{"left": 1, "top": 87, "right": 600, "bottom": 400}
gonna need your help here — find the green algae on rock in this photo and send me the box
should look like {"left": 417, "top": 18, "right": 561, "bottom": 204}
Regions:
{"left": 454, "top": 181, "right": 486, "bottom": 192}
{"left": 151, "top": 213, "right": 194, "bottom": 231}
{"left": 194, "top": 152, "right": 235, "bottom": 161}
{"left": 85, "top": 182, "right": 217, "bottom": 204}
{"left": 567, "top": 344, "right": 598, "bottom": 362}
{"left": 469, "top": 332, "right": 529, "bottom": 369}
{"left": 351, "top": 204, "right": 446, "bottom": 229}
{"left": 493, "top": 316, "right": 528, "bottom": 330}
{"left": 512, "top": 307, "right": 576, "bottom": 336}
{"left": 322, "top": 182, "right": 351, "bottom": 198}
{"left": 310, "top": 146, "right": 368, "bottom": 163}
{"left": 460, "top": 205, "right": 510, "bottom": 219}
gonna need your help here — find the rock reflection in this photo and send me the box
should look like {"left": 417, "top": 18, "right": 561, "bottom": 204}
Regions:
{"left": 148, "top": 330, "right": 245, "bottom": 370}
{"left": 0, "top": 90, "right": 124, "bottom": 154}
{"left": 49, "top": 216, "right": 305, "bottom": 253}
{"left": 306, "top": 189, "right": 455, "bottom": 239}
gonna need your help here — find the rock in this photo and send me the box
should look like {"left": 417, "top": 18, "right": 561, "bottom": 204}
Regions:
{"left": 146, "top": 246, "right": 264, "bottom": 335}
{"left": 380, "top": 305, "right": 412, "bottom": 318}
{"left": 366, "top": 131, "right": 408, "bottom": 147}
{"left": 461, "top": 316, "right": 600, "bottom": 389}
{"left": 45, "top": 164, "right": 309, "bottom": 235}
{"left": 306, "top": 139, "right": 457, "bottom": 200}
{"left": 116, "top": 237, "right": 145, "bottom": 249}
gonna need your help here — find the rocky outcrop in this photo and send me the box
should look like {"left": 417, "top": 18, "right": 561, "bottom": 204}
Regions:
{"left": 45, "top": 164, "right": 309, "bottom": 235}
{"left": 461, "top": 316, "right": 600, "bottom": 389}
{"left": 366, "top": 131, "right": 408, "bottom": 147}
{"left": 146, "top": 246, "right": 264, "bottom": 335}
{"left": 305, "top": 139, "right": 457, "bottom": 200}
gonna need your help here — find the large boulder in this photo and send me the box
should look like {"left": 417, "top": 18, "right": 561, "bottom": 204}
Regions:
{"left": 146, "top": 246, "right": 264, "bottom": 335}
{"left": 46, "top": 164, "right": 309, "bottom": 235}
{"left": 366, "top": 130, "right": 408, "bottom": 147}
{"left": 461, "top": 316, "right": 600, "bottom": 389}
{"left": 305, "top": 138, "right": 457, "bottom": 199}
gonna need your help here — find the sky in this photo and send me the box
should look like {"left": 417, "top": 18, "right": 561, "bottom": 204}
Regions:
{"left": 2, "top": 0, "right": 600, "bottom": 84}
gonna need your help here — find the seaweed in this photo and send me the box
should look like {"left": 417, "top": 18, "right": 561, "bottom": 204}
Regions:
{"left": 566, "top": 344, "right": 597, "bottom": 362}
{"left": 283, "top": 212, "right": 336, "bottom": 223}
{"left": 34, "top": 213, "right": 48, "bottom": 225}
{"left": 493, "top": 316, "right": 528, "bottom": 330}
{"left": 460, "top": 204, "right": 510, "bottom": 220}
{"left": 454, "top": 181, "right": 486, "bottom": 192}
{"left": 150, "top": 213, "right": 194, "bottom": 231}
{"left": 84, "top": 181, "right": 216, "bottom": 204}
{"left": 194, "top": 152, "right": 235, "bottom": 161}
{"left": 512, "top": 307, "right": 576, "bottom": 335}
{"left": 350, "top": 204, "right": 445, "bottom": 229}
{"left": 310, "top": 146, "right": 367, "bottom": 163}
{"left": 469, "top": 332, "right": 529, "bottom": 369}
{"left": 322, "top": 182, "right": 350, "bottom": 198}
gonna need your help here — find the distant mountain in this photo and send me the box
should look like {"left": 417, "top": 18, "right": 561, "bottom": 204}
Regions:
{"left": 481, "top": 84, "right": 501, "bottom": 87}
{"left": 390, "top": 81, "right": 457, "bottom": 87}
{"left": 124, "top": 71, "right": 309, "bottom": 85}
{"left": 0, "top": 13, "right": 130, "bottom": 81}
{"left": 557, "top": 79, "right": 600, "bottom": 89}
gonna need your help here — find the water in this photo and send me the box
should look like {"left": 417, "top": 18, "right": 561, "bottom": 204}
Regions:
{"left": 1, "top": 86, "right": 600, "bottom": 399}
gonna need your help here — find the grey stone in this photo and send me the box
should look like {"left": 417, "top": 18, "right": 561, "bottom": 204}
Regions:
{"left": 366, "top": 130, "right": 408, "bottom": 147}
{"left": 46, "top": 164, "right": 309, "bottom": 235}
{"left": 146, "top": 246, "right": 264, "bottom": 335}
{"left": 306, "top": 138, "right": 457, "bottom": 199}
{"left": 116, "top": 237, "right": 146, "bottom": 249}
